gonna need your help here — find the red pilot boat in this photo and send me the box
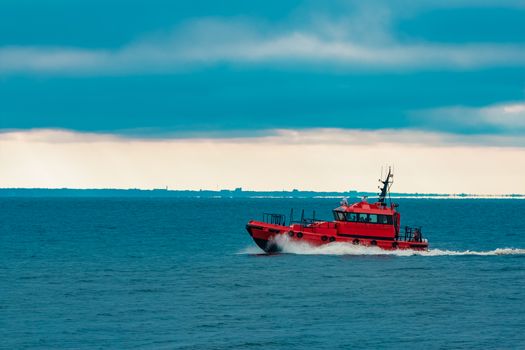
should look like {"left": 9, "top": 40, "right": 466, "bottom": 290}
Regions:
{"left": 246, "top": 168, "right": 428, "bottom": 253}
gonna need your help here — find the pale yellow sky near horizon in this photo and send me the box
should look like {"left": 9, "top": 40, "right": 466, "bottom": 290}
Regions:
{"left": 1, "top": 129, "right": 524, "bottom": 194}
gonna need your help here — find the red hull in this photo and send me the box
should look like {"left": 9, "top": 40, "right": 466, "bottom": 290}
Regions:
{"left": 246, "top": 220, "right": 428, "bottom": 253}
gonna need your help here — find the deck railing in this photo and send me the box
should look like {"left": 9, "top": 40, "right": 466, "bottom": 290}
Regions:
{"left": 399, "top": 226, "right": 423, "bottom": 242}
{"left": 291, "top": 218, "right": 336, "bottom": 229}
{"left": 261, "top": 210, "right": 336, "bottom": 230}
{"left": 262, "top": 213, "right": 286, "bottom": 226}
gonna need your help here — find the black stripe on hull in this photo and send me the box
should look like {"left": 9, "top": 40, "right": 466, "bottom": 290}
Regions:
{"left": 409, "top": 244, "right": 428, "bottom": 248}
{"left": 336, "top": 233, "right": 395, "bottom": 241}
{"left": 253, "top": 238, "right": 281, "bottom": 253}
{"left": 246, "top": 224, "right": 263, "bottom": 232}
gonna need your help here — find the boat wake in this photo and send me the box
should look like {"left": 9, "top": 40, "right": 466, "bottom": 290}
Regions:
{"left": 239, "top": 235, "right": 525, "bottom": 257}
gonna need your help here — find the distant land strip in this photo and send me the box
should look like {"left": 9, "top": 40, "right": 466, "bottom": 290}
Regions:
{"left": 0, "top": 188, "right": 523, "bottom": 198}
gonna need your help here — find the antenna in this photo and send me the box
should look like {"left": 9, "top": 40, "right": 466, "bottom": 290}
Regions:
{"left": 378, "top": 166, "right": 393, "bottom": 206}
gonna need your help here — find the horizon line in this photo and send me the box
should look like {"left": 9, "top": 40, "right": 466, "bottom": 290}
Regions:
{"left": 1, "top": 188, "right": 524, "bottom": 197}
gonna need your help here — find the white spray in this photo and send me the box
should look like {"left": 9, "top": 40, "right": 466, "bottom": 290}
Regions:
{"left": 239, "top": 234, "right": 525, "bottom": 257}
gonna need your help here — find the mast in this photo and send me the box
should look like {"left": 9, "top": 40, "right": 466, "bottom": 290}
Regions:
{"left": 378, "top": 167, "right": 393, "bottom": 205}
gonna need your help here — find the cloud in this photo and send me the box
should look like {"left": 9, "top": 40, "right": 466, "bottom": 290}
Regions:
{"left": 2, "top": 125, "right": 525, "bottom": 148}
{"left": 1, "top": 128, "right": 525, "bottom": 193}
{"left": 2, "top": 12, "right": 525, "bottom": 75}
{"left": 0, "top": 47, "right": 109, "bottom": 72}
{"left": 411, "top": 101, "right": 525, "bottom": 133}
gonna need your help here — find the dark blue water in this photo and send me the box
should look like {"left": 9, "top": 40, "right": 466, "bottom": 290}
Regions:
{"left": 1, "top": 198, "right": 524, "bottom": 349}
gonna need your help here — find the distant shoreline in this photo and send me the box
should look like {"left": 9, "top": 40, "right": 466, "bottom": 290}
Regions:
{"left": 0, "top": 188, "right": 523, "bottom": 199}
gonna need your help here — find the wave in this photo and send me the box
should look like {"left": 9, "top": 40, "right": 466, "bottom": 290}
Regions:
{"left": 240, "top": 235, "right": 525, "bottom": 257}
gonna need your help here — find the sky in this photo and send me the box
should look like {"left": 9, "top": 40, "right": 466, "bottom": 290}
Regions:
{"left": 1, "top": 0, "right": 525, "bottom": 193}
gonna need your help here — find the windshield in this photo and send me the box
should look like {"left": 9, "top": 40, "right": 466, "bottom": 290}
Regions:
{"left": 339, "top": 212, "right": 393, "bottom": 224}
{"left": 346, "top": 212, "right": 357, "bottom": 222}
{"left": 333, "top": 211, "right": 346, "bottom": 221}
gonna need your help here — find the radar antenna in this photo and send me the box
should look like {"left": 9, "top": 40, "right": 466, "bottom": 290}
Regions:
{"left": 378, "top": 166, "right": 394, "bottom": 205}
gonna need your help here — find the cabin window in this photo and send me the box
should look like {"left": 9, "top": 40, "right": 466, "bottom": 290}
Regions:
{"left": 357, "top": 213, "right": 369, "bottom": 222}
{"left": 333, "top": 211, "right": 346, "bottom": 221}
{"left": 346, "top": 212, "right": 358, "bottom": 222}
{"left": 377, "top": 214, "right": 393, "bottom": 224}
{"left": 343, "top": 213, "right": 393, "bottom": 224}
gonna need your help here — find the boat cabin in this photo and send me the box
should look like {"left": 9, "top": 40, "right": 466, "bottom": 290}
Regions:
{"left": 332, "top": 200, "right": 400, "bottom": 240}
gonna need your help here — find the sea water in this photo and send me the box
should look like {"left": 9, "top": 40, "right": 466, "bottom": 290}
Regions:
{"left": 1, "top": 198, "right": 524, "bottom": 349}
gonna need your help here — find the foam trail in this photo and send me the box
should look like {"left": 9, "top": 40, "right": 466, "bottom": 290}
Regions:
{"left": 238, "top": 235, "right": 525, "bottom": 257}
{"left": 237, "top": 246, "right": 266, "bottom": 255}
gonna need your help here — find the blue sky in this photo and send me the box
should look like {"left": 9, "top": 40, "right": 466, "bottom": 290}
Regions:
{"left": 1, "top": 0, "right": 524, "bottom": 136}
{"left": 1, "top": 1, "right": 525, "bottom": 192}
